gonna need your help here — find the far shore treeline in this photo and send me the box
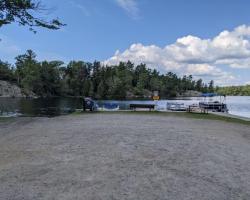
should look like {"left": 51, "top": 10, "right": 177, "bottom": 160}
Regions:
{"left": 0, "top": 49, "right": 240, "bottom": 99}
{"left": 216, "top": 85, "right": 250, "bottom": 96}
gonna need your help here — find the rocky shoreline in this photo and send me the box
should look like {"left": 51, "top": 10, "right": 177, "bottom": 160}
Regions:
{"left": 0, "top": 80, "right": 202, "bottom": 99}
{"left": 0, "top": 80, "right": 37, "bottom": 98}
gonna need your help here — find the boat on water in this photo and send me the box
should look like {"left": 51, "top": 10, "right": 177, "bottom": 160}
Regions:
{"left": 201, "top": 93, "right": 218, "bottom": 97}
{"left": 199, "top": 101, "right": 228, "bottom": 112}
{"left": 0, "top": 111, "right": 22, "bottom": 117}
{"left": 97, "top": 103, "right": 119, "bottom": 111}
{"left": 167, "top": 102, "right": 187, "bottom": 111}
{"left": 199, "top": 93, "right": 228, "bottom": 112}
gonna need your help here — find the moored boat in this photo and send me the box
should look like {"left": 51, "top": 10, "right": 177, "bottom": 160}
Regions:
{"left": 199, "top": 101, "right": 228, "bottom": 112}
{"left": 167, "top": 102, "right": 187, "bottom": 111}
{"left": 199, "top": 93, "right": 228, "bottom": 112}
{"left": 97, "top": 103, "right": 119, "bottom": 111}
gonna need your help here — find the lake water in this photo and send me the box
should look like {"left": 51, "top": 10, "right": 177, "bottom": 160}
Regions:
{"left": 0, "top": 96, "right": 249, "bottom": 118}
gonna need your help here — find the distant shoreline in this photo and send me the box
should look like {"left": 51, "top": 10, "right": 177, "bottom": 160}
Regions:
{"left": 1, "top": 94, "right": 250, "bottom": 99}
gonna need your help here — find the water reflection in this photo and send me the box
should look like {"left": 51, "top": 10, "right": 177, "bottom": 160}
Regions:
{"left": 0, "top": 96, "right": 249, "bottom": 118}
{"left": 0, "top": 97, "right": 82, "bottom": 117}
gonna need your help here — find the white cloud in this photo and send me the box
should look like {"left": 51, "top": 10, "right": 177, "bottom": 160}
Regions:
{"left": 246, "top": 81, "right": 250, "bottom": 85}
{"left": 114, "top": 0, "right": 139, "bottom": 19}
{"left": 104, "top": 25, "right": 250, "bottom": 85}
{"left": 186, "top": 64, "right": 235, "bottom": 85}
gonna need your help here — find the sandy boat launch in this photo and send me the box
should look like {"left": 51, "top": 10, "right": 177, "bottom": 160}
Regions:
{"left": 1, "top": 0, "right": 250, "bottom": 199}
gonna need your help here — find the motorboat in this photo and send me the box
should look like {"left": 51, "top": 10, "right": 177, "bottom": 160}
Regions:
{"left": 199, "top": 94, "right": 229, "bottom": 113}
{"left": 199, "top": 101, "right": 228, "bottom": 112}
{"left": 167, "top": 102, "right": 187, "bottom": 111}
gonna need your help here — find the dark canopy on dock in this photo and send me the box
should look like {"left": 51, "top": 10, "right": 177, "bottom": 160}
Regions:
{"left": 201, "top": 93, "right": 218, "bottom": 97}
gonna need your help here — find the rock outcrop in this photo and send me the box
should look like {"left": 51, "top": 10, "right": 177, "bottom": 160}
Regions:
{"left": 0, "top": 80, "right": 36, "bottom": 98}
{"left": 177, "top": 90, "right": 202, "bottom": 97}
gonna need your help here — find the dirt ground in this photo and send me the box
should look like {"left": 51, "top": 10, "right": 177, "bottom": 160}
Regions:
{"left": 0, "top": 113, "right": 250, "bottom": 200}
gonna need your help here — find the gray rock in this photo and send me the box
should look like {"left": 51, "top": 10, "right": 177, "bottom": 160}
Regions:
{"left": 0, "top": 80, "right": 37, "bottom": 98}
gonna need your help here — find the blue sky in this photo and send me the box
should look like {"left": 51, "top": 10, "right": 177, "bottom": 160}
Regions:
{"left": 1, "top": 0, "right": 250, "bottom": 85}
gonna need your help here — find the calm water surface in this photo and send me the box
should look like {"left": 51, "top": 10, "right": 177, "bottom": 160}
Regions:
{"left": 0, "top": 96, "right": 249, "bottom": 118}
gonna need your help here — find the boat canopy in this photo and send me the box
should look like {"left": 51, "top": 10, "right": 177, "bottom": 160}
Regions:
{"left": 201, "top": 93, "right": 218, "bottom": 97}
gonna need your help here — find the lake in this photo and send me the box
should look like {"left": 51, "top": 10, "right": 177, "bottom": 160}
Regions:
{"left": 0, "top": 96, "right": 249, "bottom": 118}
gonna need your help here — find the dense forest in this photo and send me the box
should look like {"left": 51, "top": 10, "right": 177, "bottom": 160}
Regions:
{"left": 216, "top": 85, "right": 250, "bottom": 96}
{"left": 1, "top": 50, "right": 215, "bottom": 99}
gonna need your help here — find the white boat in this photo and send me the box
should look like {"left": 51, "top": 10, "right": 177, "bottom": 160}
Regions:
{"left": 167, "top": 102, "right": 187, "bottom": 111}
{"left": 97, "top": 103, "right": 120, "bottom": 111}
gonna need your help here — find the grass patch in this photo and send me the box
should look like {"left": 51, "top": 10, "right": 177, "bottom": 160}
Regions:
{"left": 181, "top": 112, "right": 250, "bottom": 125}
{"left": 71, "top": 110, "right": 250, "bottom": 126}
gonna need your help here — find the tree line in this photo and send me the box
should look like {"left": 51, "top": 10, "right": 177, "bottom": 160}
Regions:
{"left": 0, "top": 50, "right": 215, "bottom": 99}
{"left": 216, "top": 85, "right": 250, "bottom": 96}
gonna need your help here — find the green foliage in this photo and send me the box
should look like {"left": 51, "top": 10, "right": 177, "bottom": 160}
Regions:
{"left": 217, "top": 85, "right": 250, "bottom": 96}
{"left": 0, "top": 0, "right": 65, "bottom": 32}
{"left": 61, "top": 61, "right": 92, "bottom": 96}
{"left": 1, "top": 50, "right": 216, "bottom": 99}
{"left": 208, "top": 80, "right": 214, "bottom": 93}
{"left": 14, "top": 50, "right": 62, "bottom": 97}
{"left": 0, "top": 60, "right": 15, "bottom": 81}
{"left": 38, "top": 61, "right": 62, "bottom": 96}
{"left": 15, "top": 50, "right": 39, "bottom": 91}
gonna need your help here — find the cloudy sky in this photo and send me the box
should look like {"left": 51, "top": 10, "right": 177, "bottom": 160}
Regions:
{"left": 1, "top": 0, "right": 250, "bottom": 85}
